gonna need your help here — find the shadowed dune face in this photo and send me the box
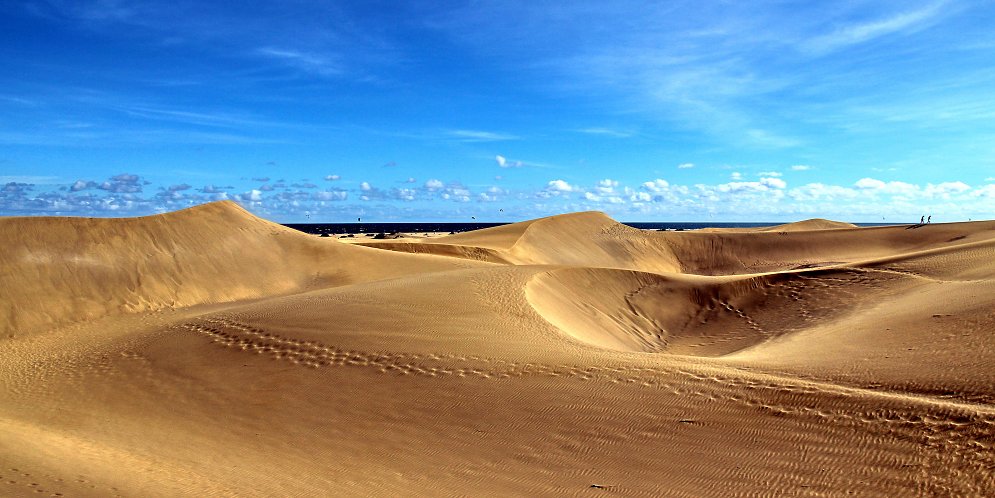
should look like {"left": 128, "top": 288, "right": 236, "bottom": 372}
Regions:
{"left": 361, "top": 211, "right": 995, "bottom": 276}
{"left": 4, "top": 203, "right": 995, "bottom": 496}
{"left": 525, "top": 269, "right": 691, "bottom": 353}
{"left": 658, "top": 220, "right": 995, "bottom": 275}
{"left": 350, "top": 241, "right": 512, "bottom": 264}
{"left": 525, "top": 267, "right": 903, "bottom": 356}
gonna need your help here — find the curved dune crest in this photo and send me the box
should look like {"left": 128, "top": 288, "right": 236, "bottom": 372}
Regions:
{"left": 525, "top": 266, "right": 890, "bottom": 356}
{"left": 4, "top": 204, "right": 995, "bottom": 496}
{"left": 525, "top": 268, "right": 685, "bottom": 353}
{"left": 0, "top": 201, "right": 483, "bottom": 335}
{"left": 425, "top": 216, "right": 542, "bottom": 251}
{"left": 660, "top": 219, "right": 995, "bottom": 274}
{"left": 360, "top": 212, "right": 995, "bottom": 277}
{"left": 506, "top": 211, "right": 681, "bottom": 272}
{"left": 353, "top": 240, "right": 511, "bottom": 264}
{"left": 697, "top": 218, "right": 859, "bottom": 233}
{"left": 758, "top": 218, "right": 859, "bottom": 231}
{"left": 364, "top": 211, "right": 684, "bottom": 273}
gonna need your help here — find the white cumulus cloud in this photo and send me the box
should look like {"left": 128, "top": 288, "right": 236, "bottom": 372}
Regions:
{"left": 595, "top": 178, "right": 619, "bottom": 194}
{"left": 547, "top": 179, "right": 575, "bottom": 192}
{"left": 642, "top": 179, "right": 670, "bottom": 192}
{"left": 495, "top": 154, "right": 524, "bottom": 168}
{"left": 973, "top": 184, "right": 995, "bottom": 198}
{"left": 855, "top": 177, "right": 886, "bottom": 190}
{"left": 854, "top": 178, "right": 918, "bottom": 196}
{"left": 314, "top": 190, "right": 347, "bottom": 201}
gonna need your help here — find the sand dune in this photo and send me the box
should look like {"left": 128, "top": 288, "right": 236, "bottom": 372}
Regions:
{"left": 362, "top": 211, "right": 995, "bottom": 276}
{"left": 2, "top": 202, "right": 994, "bottom": 496}
{"left": 696, "top": 218, "right": 859, "bottom": 233}
{"left": 361, "top": 211, "right": 683, "bottom": 272}
{"left": 0, "top": 201, "right": 485, "bottom": 336}
{"left": 759, "top": 218, "right": 858, "bottom": 231}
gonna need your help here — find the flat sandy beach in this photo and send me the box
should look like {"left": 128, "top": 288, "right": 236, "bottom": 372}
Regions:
{"left": 2, "top": 200, "right": 994, "bottom": 496}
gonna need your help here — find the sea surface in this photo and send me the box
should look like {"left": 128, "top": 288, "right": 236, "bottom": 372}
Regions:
{"left": 285, "top": 221, "right": 897, "bottom": 235}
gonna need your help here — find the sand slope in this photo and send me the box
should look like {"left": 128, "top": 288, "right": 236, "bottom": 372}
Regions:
{"left": 0, "top": 201, "right": 486, "bottom": 336}
{"left": 696, "top": 218, "right": 859, "bottom": 233}
{"left": 2, "top": 203, "right": 994, "bottom": 496}
{"left": 361, "top": 211, "right": 683, "bottom": 272}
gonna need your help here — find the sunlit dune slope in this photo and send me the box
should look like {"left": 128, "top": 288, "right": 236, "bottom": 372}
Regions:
{"left": 354, "top": 211, "right": 995, "bottom": 401}
{"left": 3, "top": 205, "right": 995, "bottom": 496}
{"left": 525, "top": 261, "right": 995, "bottom": 402}
{"left": 661, "top": 219, "right": 995, "bottom": 274}
{"left": 359, "top": 210, "right": 995, "bottom": 276}
{"left": 760, "top": 218, "right": 859, "bottom": 231}
{"left": 697, "top": 218, "right": 858, "bottom": 233}
{"left": 362, "top": 211, "right": 683, "bottom": 272}
{"left": 525, "top": 267, "right": 830, "bottom": 356}
{"left": 0, "top": 201, "right": 486, "bottom": 335}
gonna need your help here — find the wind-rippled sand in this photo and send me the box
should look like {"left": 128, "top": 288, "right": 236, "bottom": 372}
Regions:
{"left": 2, "top": 201, "right": 994, "bottom": 496}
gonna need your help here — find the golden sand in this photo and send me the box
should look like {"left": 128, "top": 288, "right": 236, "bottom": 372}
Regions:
{"left": 2, "top": 201, "right": 993, "bottom": 496}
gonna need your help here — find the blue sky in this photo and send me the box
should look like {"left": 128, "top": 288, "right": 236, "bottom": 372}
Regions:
{"left": 3, "top": 0, "right": 995, "bottom": 222}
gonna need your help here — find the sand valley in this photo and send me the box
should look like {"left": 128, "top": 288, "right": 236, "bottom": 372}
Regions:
{"left": 2, "top": 201, "right": 994, "bottom": 496}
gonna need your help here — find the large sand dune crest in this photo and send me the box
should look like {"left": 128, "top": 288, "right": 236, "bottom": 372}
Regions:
{"left": 0, "top": 201, "right": 484, "bottom": 336}
{"left": 363, "top": 210, "right": 995, "bottom": 276}
{"left": 2, "top": 202, "right": 994, "bottom": 496}
{"left": 363, "top": 211, "right": 683, "bottom": 272}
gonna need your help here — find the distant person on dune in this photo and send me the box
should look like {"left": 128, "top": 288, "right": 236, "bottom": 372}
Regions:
{"left": 927, "top": 215, "right": 932, "bottom": 224}
{"left": 920, "top": 215, "right": 925, "bottom": 225}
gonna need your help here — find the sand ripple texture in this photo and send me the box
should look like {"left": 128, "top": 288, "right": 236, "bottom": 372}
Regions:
{"left": 3, "top": 201, "right": 995, "bottom": 496}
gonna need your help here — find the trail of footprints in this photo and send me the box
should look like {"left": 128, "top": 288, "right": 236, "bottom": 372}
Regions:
{"left": 683, "top": 269, "right": 900, "bottom": 352}
{"left": 0, "top": 470, "right": 119, "bottom": 497}
{"left": 182, "top": 317, "right": 536, "bottom": 379}
{"left": 180, "top": 317, "right": 995, "bottom": 430}
{"left": 0, "top": 466, "right": 68, "bottom": 497}
{"left": 171, "top": 315, "right": 995, "bottom": 491}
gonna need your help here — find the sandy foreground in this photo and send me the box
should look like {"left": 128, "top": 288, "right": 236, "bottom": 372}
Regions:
{"left": 1, "top": 201, "right": 994, "bottom": 497}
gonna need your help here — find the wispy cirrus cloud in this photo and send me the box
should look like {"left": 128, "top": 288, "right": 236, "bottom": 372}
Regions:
{"left": 0, "top": 127, "right": 289, "bottom": 146}
{"left": 577, "top": 127, "right": 633, "bottom": 138}
{"left": 803, "top": 1, "right": 951, "bottom": 55}
{"left": 0, "top": 175, "right": 62, "bottom": 184}
{"left": 494, "top": 154, "right": 554, "bottom": 169}
{"left": 447, "top": 129, "right": 519, "bottom": 142}
{"left": 8, "top": 0, "right": 995, "bottom": 220}
{"left": 256, "top": 47, "right": 344, "bottom": 76}
{"left": 116, "top": 105, "right": 280, "bottom": 128}
{"left": 23, "top": 1, "right": 394, "bottom": 83}
{"left": 26, "top": 0, "right": 145, "bottom": 24}
{"left": 423, "top": 1, "right": 978, "bottom": 152}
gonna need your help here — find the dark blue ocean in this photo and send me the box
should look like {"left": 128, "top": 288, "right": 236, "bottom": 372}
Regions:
{"left": 284, "top": 221, "right": 895, "bottom": 235}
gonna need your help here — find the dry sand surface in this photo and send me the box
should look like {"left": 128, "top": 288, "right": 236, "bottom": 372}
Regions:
{"left": 2, "top": 201, "right": 994, "bottom": 496}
